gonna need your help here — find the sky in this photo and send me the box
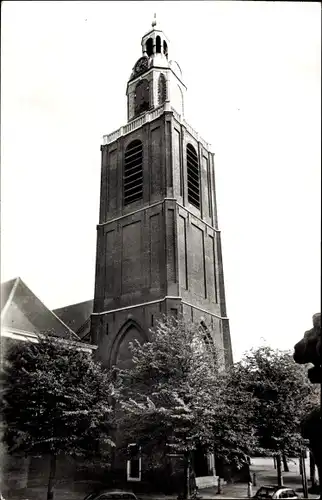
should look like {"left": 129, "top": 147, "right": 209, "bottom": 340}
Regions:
{"left": 1, "top": 1, "right": 321, "bottom": 361}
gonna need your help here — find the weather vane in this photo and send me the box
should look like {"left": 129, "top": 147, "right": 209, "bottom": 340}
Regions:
{"left": 152, "top": 13, "right": 157, "bottom": 28}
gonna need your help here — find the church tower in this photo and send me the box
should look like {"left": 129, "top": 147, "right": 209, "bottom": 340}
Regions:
{"left": 92, "top": 17, "right": 233, "bottom": 369}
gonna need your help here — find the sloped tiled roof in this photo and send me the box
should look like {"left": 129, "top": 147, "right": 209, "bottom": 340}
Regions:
{"left": 1, "top": 277, "right": 80, "bottom": 341}
{"left": 1, "top": 277, "right": 19, "bottom": 313}
{"left": 53, "top": 299, "right": 93, "bottom": 337}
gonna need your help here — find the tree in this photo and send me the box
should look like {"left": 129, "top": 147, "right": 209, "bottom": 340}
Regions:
{"left": 1, "top": 335, "right": 115, "bottom": 500}
{"left": 232, "top": 346, "right": 319, "bottom": 486}
{"left": 115, "top": 316, "right": 256, "bottom": 497}
{"left": 213, "top": 363, "right": 258, "bottom": 473}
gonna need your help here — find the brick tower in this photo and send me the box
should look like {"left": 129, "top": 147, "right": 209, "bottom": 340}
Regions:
{"left": 91, "top": 17, "right": 233, "bottom": 370}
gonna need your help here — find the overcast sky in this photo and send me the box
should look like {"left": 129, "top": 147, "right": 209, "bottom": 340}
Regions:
{"left": 1, "top": 1, "right": 321, "bottom": 361}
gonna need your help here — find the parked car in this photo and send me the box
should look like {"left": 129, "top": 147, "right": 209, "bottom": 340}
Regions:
{"left": 253, "top": 486, "right": 300, "bottom": 499}
{"left": 84, "top": 490, "right": 139, "bottom": 500}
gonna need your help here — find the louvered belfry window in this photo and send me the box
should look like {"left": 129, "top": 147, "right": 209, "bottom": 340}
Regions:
{"left": 124, "top": 140, "right": 143, "bottom": 206}
{"left": 187, "top": 143, "right": 200, "bottom": 209}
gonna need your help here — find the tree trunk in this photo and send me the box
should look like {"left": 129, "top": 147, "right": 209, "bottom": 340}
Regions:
{"left": 47, "top": 454, "right": 56, "bottom": 500}
{"left": 273, "top": 456, "right": 276, "bottom": 469}
{"left": 182, "top": 452, "right": 190, "bottom": 500}
{"left": 276, "top": 454, "right": 283, "bottom": 487}
{"left": 282, "top": 453, "right": 289, "bottom": 472}
{"left": 217, "top": 476, "right": 223, "bottom": 495}
{"left": 310, "top": 451, "right": 316, "bottom": 486}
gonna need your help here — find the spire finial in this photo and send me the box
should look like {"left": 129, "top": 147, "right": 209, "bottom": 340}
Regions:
{"left": 152, "top": 13, "right": 157, "bottom": 28}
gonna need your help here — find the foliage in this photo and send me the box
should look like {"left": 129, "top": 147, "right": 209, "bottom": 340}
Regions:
{"left": 115, "top": 316, "right": 217, "bottom": 457}
{"left": 114, "top": 316, "right": 255, "bottom": 470}
{"left": 1, "top": 335, "right": 115, "bottom": 460}
{"left": 212, "top": 366, "right": 258, "bottom": 468}
{"left": 231, "top": 346, "right": 319, "bottom": 458}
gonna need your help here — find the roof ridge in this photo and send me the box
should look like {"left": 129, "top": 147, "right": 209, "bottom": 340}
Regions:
{"left": 1, "top": 277, "right": 81, "bottom": 342}
{"left": 0, "top": 277, "right": 20, "bottom": 323}
{"left": 53, "top": 298, "right": 93, "bottom": 312}
{"left": 19, "top": 279, "right": 81, "bottom": 341}
{"left": 50, "top": 309, "right": 81, "bottom": 341}
{"left": 75, "top": 317, "right": 91, "bottom": 336}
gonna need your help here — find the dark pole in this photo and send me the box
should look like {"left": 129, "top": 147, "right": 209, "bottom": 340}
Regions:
{"left": 300, "top": 451, "right": 308, "bottom": 499}
{"left": 309, "top": 451, "right": 316, "bottom": 486}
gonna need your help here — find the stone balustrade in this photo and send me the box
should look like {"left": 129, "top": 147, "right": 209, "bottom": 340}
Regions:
{"left": 102, "top": 103, "right": 211, "bottom": 151}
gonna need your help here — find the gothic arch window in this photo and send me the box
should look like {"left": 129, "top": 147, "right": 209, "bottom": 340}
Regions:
{"left": 200, "top": 320, "right": 213, "bottom": 348}
{"left": 146, "top": 38, "right": 153, "bottom": 57}
{"left": 163, "top": 40, "right": 168, "bottom": 59}
{"left": 124, "top": 140, "right": 143, "bottom": 206}
{"left": 134, "top": 79, "right": 150, "bottom": 117}
{"left": 156, "top": 36, "right": 161, "bottom": 54}
{"left": 200, "top": 320, "right": 217, "bottom": 361}
{"left": 186, "top": 143, "right": 200, "bottom": 209}
{"left": 110, "top": 319, "right": 147, "bottom": 369}
{"left": 158, "top": 73, "right": 167, "bottom": 105}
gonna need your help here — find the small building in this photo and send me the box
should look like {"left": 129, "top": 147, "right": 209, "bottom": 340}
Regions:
{"left": 1, "top": 277, "right": 80, "bottom": 346}
{"left": 0, "top": 277, "right": 95, "bottom": 495}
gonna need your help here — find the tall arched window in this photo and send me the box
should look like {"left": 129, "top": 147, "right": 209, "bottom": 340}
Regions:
{"left": 163, "top": 40, "right": 168, "bottom": 58}
{"left": 146, "top": 38, "right": 153, "bottom": 56}
{"left": 156, "top": 36, "right": 161, "bottom": 53}
{"left": 200, "top": 320, "right": 217, "bottom": 363}
{"left": 134, "top": 79, "right": 150, "bottom": 117}
{"left": 158, "top": 73, "right": 167, "bottom": 105}
{"left": 187, "top": 144, "right": 200, "bottom": 209}
{"left": 124, "top": 140, "right": 143, "bottom": 206}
